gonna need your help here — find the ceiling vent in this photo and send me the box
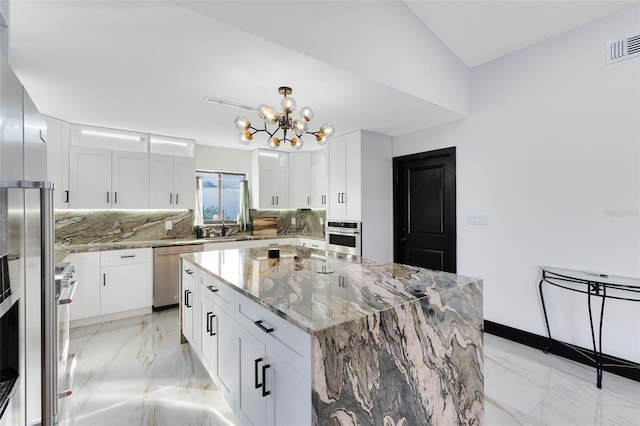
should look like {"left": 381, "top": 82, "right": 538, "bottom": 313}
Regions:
{"left": 607, "top": 34, "right": 640, "bottom": 64}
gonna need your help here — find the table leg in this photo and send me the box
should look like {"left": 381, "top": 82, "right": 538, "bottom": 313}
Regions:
{"left": 539, "top": 277, "right": 553, "bottom": 353}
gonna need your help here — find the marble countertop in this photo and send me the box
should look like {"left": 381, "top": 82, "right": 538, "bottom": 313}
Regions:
{"left": 183, "top": 245, "right": 482, "bottom": 334}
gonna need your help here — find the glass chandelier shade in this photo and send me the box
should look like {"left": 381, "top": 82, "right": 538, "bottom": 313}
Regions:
{"left": 235, "top": 86, "right": 334, "bottom": 150}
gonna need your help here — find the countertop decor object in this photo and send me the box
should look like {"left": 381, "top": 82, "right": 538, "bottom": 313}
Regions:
{"left": 232, "top": 86, "right": 335, "bottom": 150}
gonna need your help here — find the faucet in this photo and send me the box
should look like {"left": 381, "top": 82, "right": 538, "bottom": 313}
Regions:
{"left": 221, "top": 208, "right": 227, "bottom": 237}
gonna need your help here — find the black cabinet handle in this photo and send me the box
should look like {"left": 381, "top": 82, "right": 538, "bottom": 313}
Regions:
{"left": 254, "top": 357, "right": 263, "bottom": 389}
{"left": 307, "top": 196, "right": 310, "bottom": 205}
{"left": 185, "top": 269, "right": 193, "bottom": 275}
{"left": 106, "top": 191, "right": 110, "bottom": 203}
{"left": 206, "top": 311, "right": 212, "bottom": 333}
{"left": 254, "top": 320, "right": 274, "bottom": 334}
{"left": 207, "top": 285, "right": 219, "bottom": 293}
{"left": 261, "top": 363, "right": 271, "bottom": 397}
{"left": 64, "top": 190, "right": 69, "bottom": 203}
{"left": 209, "top": 313, "right": 216, "bottom": 336}
{"left": 103, "top": 273, "right": 106, "bottom": 286}
{"left": 176, "top": 194, "right": 179, "bottom": 204}
{"left": 120, "top": 255, "right": 135, "bottom": 259}
{"left": 185, "top": 290, "right": 191, "bottom": 308}
{"left": 169, "top": 193, "right": 173, "bottom": 204}
{"left": 275, "top": 196, "right": 279, "bottom": 205}
{"left": 114, "top": 191, "right": 118, "bottom": 204}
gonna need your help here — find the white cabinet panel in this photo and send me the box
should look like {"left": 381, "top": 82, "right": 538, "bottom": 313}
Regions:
{"left": 181, "top": 260, "right": 198, "bottom": 343}
{"left": 44, "top": 116, "right": 70, "bottom": 208}
{"left": 111, "top": 151, "right": 149, "bottom": 209}
{"left": 250, "top": 150, "right": 290, "bottom": 209}
{"left": 200, "top": 290, "right": 217, "bottom": 372}
{"left": 66, "top": 252, "right": 101, "bottom": 322}
{"left": 269, "top": 352, "right": 311, "bottom": 426}
{"left": 69, "top": 146, "right": 111, "bottom": 208}
{"left": 100, "top": 261, "right": 152, "bottom": 315}
{"left": 310, "top": 149, "right": 328, "bottom": 209}
{"left": 289, "top": 152, "right": 311, "bottom": 209}
{"left": 237, "top": 325, "right": 267, "bottom": 426}
{"left": 327, "top": 132, "right": 362, "bottom": 220}
{"left": 149, "top": 154, "right": 195, "bottom": 209}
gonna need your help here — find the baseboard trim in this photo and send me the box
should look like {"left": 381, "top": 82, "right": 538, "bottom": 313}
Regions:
{"left": 484, "top": 320, "right": 640, "bottom": 383}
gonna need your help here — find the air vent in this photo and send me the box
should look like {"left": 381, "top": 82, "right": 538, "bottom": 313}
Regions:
{"left": 607, "top": 34, "right": 640, "bottom": 64}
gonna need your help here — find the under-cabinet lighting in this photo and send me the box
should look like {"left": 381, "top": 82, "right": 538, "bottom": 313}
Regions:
{"left": 80, "top": 129, "right": 142, "bottom": 142}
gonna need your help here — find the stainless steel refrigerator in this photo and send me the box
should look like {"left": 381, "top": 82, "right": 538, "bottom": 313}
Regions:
{"left": 0, "top": 54, "right": 56, "bottom": 426}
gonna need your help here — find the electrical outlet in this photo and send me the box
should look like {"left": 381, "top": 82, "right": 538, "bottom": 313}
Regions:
{"left": 319, "top": 218, "right": 323, "bottom": 225}
{"left": 291, "top": 217, "right": 296, "bottom": 225}
{"left": 165, "top": 220, "right": 173, "bottom": 231}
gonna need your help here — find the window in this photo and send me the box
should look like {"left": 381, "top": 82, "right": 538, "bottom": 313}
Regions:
{"left": 197, "top": 171, "right": 245, "bottom": 223}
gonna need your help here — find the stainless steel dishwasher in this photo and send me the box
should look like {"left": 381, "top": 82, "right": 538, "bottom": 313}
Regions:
{"left": 153, "top": 244, "right": 203, "bottom": 310}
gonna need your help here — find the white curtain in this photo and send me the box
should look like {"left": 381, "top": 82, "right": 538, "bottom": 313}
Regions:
{"left": 194, "top": 176, "right": 204, "bottom": 228}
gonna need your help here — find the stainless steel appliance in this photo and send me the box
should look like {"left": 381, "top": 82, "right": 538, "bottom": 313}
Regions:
{"left": 325, "top": 221, "right": 362, "bottom": 257}
{"left": 0, "top": 52, "right": 57, "bottom": 426}
{"left": 153, "top": 244, "right": 203, "bottom": 309}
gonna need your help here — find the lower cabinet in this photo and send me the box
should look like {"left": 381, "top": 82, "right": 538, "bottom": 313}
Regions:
{"left": 181, "top": 259, "right": 200, "bottom": 350}
{"left": 184, "top": 265, "right": 311, "bottom": 426}
{"left": 68, "top": 248, "right": 152, "bottom": 324}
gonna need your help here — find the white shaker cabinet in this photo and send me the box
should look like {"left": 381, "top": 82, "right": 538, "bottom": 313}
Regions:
{"left": 310, "top": 149, "right": 328, "bottom": 209}
{"left": 69, "top": 146, "right": 149, "bottom": 209}
{"left": 100, "top": 248, "right": 153, "bottom": 316}
{"left": 44, "top": 116, "right": 71, "bottom": 208}
{"left": 181, "top": 259, "right": 199, "bottom": 344}
{"left": 66, "top": 251, "right": 101, "bottom": 322}
{"left": 327, "top": 133, "right": 361, "bottom": 220}
{"left": 289, "top": 152, "right": 312, "bottom": 209}
{"left": 149, "top": 154, "right": 196, "bottom": 209}
{"left": 250, "top": 150, "right": 290, "bottom": 209}
{"left": 236, "top": 325, "right": 268, "bottom": 426}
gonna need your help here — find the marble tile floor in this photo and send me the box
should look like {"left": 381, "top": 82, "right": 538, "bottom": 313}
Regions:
{"left": 63, "top": 310, "right": 640, "bottom": 425}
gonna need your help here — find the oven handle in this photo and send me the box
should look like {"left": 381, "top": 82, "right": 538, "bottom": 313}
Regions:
{"left": 326, "top": 230, "right": 360, "bottom": 236}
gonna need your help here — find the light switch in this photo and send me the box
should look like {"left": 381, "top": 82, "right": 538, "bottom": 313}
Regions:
{"left": 165, "top": 220, "right": 173, "bottom": 230}
{"left": 466, "top": 214, "right": 488, "bottom": 226}
{"left": 291, "top": 217, "right": 296, "bottom": 225}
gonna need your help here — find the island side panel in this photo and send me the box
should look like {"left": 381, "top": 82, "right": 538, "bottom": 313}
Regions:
{"left": 311, "top": 280, "right": 483, "bottom": 425}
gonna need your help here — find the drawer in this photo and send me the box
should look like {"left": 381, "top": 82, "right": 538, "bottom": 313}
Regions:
{"left": 298, "top": 238, "right": 325, "bottom": 250}
{"left": 235, "top": 292, "right": 311, "bottom": 380}
{"left": 100, "top": 248, "right": 152, "bottom": 266}
{"left": 200, "top": 271, "right": 234, "bottom": 315}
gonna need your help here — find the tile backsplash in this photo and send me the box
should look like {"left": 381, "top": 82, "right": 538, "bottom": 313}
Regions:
{"left": 55, "top": 209, "right": 326, "bottom": 245}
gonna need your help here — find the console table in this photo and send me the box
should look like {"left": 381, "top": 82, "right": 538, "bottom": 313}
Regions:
{"left": 538, "top": 266, "right": 640, "bottom": 388}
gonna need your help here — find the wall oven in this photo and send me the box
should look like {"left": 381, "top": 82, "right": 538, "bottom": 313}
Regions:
{"left": 325, "top": 221, "right": 362, "bottom": 257}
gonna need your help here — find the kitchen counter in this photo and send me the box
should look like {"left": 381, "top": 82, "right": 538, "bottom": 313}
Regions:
{"left": 183, "top": 245, "right": 484, "bottom": 424}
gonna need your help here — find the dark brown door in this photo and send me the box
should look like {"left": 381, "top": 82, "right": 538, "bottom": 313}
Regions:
{"left": 393, "top": 148, "right": 456, "bottom": 273}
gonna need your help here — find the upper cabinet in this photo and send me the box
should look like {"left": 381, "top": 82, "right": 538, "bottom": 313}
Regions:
{"left": 310, "top": 149, "right": 328, "bottom": 209}
{"left": 328, "top": 132, "right": 361, "bottom": 220}
{"left": 60, "top": 124, "right": 195, "bottom": 210}
{"left": 250, "top": 150, "right": 290, "bottom": 209}
{"left": 149, "top": 154, "right": 195, "bottom": 209}
{"left": 69, "top": 146, "right": 149, "bottom": 209}
{"left": 289, "top": 152, "right": 311, "bottom": 209}
{"left": 148, "top": 134, "right": 196, "bottom": 209}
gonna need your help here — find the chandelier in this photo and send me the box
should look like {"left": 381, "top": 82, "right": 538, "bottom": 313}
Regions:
{"left": 234, "top": 86, "right": 335, "bottom": 150}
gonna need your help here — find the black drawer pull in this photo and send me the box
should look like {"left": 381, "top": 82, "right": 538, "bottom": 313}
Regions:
{"left": 254, "top": 320, "right": 274, "bottom": 334}
{"left": 207, "top": 285, "right": 219, "bottom": 293}
{"left": 120, "top": 255, "right": 135, "bottom": 259}
{"left": 185, "top": 290, "right": 191, "bottom": 307}
{"left": 185, "top": 269, "right": 193, "bottom": 275}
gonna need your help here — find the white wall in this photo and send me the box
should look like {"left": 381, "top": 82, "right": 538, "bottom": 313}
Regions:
{"left": 195, "top": 145, "right": 251, "bottom": 177}
{"left": 393, "top": 6, "right": 640, "bottom": 362}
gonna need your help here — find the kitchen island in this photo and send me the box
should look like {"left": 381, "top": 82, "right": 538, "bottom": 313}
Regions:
{"left": 181, "top": 245, "right": 483, "bottom": 425}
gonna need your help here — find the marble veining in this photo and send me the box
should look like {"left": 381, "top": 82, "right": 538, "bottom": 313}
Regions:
{"left": 64, "top": 310, "right": 640, "bottom": 426}
{"left": 186, "top": 245, "right": 483, "bottom": 425}
{"left": 55, "top": 208, "right": 325, "bottom": 246}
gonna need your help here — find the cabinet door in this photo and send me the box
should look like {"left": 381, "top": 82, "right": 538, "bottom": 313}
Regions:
{"left": 69, "top": 146, "right": 111, "bottom": 208}
{"left": 173, "top": 156, "right": 196, "bottom": 209}
{"left": 216, "top": 307, "right": 236, "bottom": 405}
{"left": 327, "top": 135, "right": 346, "bottom": 219}
{"left": 149, "top": 154, "right": 175, "bottom": 209}
{"left": 258, "top": 165, "right": 275, "bottom": 208}
{"left": 344, "top": 132, "right": 362, "bottom": 220}
{"left": 237, "top": 326, "right": 267, "bottom": 426}
{"left": 66, "top": 252, "right": 101, "bottom": 322}
{"left": 268, "top": 352, "right": 311, "bottom": 426}
{"left": 100, "top": 263, "right": 152, "bottom": 315}
{"left": 273, "top": 166, "right": 290, "bottom": 208}
{"left": 181, "top": 266, "right": 195, "bottom": 343}
{"left": 289, "top": 152, "right": 311, "bottom": 209}
{"left": 44, "top": 116, "right": 70, "bottom": 208}
{"left": 201, "top": 292, "right": 217, "bottom": 373}
{"left": 112, "top": 150, "right": 149, "bottom": 209}
{"left": 311, "top": 149, "right": 327, "bottom": 209}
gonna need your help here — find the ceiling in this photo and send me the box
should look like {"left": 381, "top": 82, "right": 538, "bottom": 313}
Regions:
{"left": 8, "top": 0, "right": 636, "bottom": 151}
